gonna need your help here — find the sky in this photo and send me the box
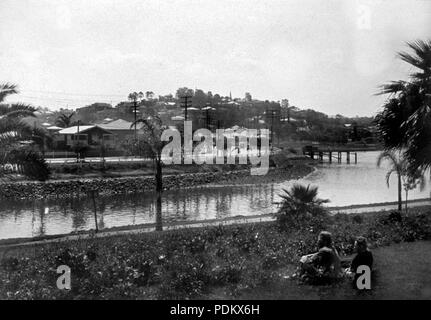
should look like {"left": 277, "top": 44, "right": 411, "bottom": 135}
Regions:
{"left": 1, "top": 0, "right": 430, "bottom": 116}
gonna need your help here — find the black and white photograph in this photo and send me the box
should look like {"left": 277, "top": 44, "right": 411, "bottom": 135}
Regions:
{"left": 0, "top": 0, "right": 431, "bottom": 304}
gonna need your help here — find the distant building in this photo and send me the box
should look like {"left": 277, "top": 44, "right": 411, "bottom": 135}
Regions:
{"left": 171, "top": 115, "right": 185, "bottom": 121}
{"left": 56, "top": 125, "right": 114, "bottom": 149}
{"left": 99, "top": 119, "right": 143, "bottom": 145}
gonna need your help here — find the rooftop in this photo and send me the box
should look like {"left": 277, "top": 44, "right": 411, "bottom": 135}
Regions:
{"left": 99, "top": 119, "right": 132, "bottom": 130}
{"left": 47, "top": 126, "right": 63, "bottom": 131}
{"left": 58, "top": 125, "right": 112, "bottom": 135}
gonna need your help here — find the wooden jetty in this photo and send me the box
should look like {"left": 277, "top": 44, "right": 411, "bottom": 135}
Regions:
{"left": 302, "top": 145, "right": 358, "bottom": 164}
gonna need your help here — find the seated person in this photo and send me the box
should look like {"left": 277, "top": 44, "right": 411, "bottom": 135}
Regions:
{"left": 347, "top": 236, "right": 373, "bottom": 281}
{"left": 298, "top": 231, "right": 342, "bottom": 284}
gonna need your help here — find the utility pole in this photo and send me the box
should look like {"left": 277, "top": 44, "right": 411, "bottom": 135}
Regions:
{"left": 267, "top": 109, "right": 279, "bottom": 151}
{"left": 128, "top": 92, "right": 143, "bottom": 140}
{"left": 270, "top": 110, "right": 274, "bottom": 151}
{"left": 203, "top": 102, "right": 215, "bottom": 129}
{"left": 180, "top": 95, "right": 192, "bottom": 121}
{"left": 133, "top": 96, "right": 138, "bottom": 139}
{"left": 76, "top": 119, "right": 81, "bottom": 163}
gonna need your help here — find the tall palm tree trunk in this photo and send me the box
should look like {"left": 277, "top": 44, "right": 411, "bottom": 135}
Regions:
{"left": 397, "top": 173, "right": 402, "bottom": 211}
{"left": 405, "top": 190, "right": 408, "bottom": 214}
{"left": 155, "top": 158, "right": 163, "bottom": 231}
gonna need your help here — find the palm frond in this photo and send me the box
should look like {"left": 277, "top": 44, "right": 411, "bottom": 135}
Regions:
{"left": 398, "top": 40, "right": 431, "bottom": 75}
{"left": 55, "top": 112, "right": 75, "bottom": 127}
{"left": 377, "top": 81, "right": 410, "bottom": 96}
{"left": 2, "top": 147, "right": 50, "bottom": 181}
{"left": 277, "top": 184, "right": 328, "bottom": 209}
{"left": 377, "top": 150, "right": 401, "bottom": 169}
{"left": 0, "top": 103, "right": 36, "bottom": 118}
{"left": 0, "top": 83, "right": 18, "bottom": 103}
{"left": 385, "top": 169, "right": 396, "bottom": 188}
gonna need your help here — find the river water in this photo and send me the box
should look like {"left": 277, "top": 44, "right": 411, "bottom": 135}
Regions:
{"left": 0, "top": 151, "right": 430, "bottom": 240}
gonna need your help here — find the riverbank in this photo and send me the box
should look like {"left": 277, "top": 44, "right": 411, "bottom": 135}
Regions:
{"left": 0, "top": 161, "right": 314, "bottom": 200}
{"left": 1, "top": 206, "right": 429, "bottom": 299}
{"left": 328, "top": 198, "right": 431, "bottom": 214}
{"left": 1, "top": 200, "right": 430, "bottom": 247}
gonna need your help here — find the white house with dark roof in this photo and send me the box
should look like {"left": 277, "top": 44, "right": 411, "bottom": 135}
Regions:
{"left": 98, "top": 119, "right": 144, "bottom": 144}
{"left": 57, "top": 125, "right": 114, "bottom": 149}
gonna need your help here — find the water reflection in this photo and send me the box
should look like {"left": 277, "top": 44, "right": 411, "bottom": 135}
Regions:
{"left": 0, "top": 184, "right": 276, "bottom": 239}
{"left": 0, "top": 151, "right": 430, "bottom": 240}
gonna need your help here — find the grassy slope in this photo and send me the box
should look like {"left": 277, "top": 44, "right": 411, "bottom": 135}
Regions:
{"left": 0, "top": 209, "right": 430, "bottom": 299}
{"left": 234, "top": 241, "right": 431, "bottom": 300}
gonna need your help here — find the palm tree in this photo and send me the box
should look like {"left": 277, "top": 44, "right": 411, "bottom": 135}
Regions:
{"left": 145, "top": 91, "right": 154, "bottom": 100}
{"left": 377, "top": 151, "right": 405, "bottom": 211}
{"left": 55, "top": 112, "right": 75, "bottom": 128}
{"left": 128, "top": 92, "right": 144, "bottom": 138}
{"left": 403, "top": 170, "right": 426, "bottom": 213}
{"left": 132, "top": 115, "right": 167, "bottom": 231}
{"left": 377, "top": 150, "right": 426, "bottom": 212}
{"left": 0, "top": 83, "right": 50, "bottom": 181}
{"left": 276, "top": 184, "right": 329, "bottom": 223}
{"left": 375, "top": 40, "right": 431, "bottom": 174}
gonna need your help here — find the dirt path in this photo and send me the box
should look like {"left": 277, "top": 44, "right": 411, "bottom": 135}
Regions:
{"left": 234, "top": 241, "right": 431, "bottom": 300}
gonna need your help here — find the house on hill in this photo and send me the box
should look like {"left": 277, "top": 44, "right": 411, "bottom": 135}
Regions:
{"left": 98, "top": 119, "right": 143, "bottom": 145}
{"left": 56, "top": 125, "right": 114, "bottom": 149}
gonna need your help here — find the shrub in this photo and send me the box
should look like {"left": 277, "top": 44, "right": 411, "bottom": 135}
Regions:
{"left": 275, "top": 184, "right": 329, "bottom": 230}
{"left": 352, "top": 215, "right": 363, "bottom": 224}
{"left": 1, "top": 208, "right": 430, "bottom": 299}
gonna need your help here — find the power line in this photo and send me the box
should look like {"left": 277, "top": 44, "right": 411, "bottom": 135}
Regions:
{"left": 18, "top": 95, "right": 119, "bottom": 104}
{"left": 180, "top": 95, "right": 192, "bottom": 121}
{"left": 21, "top": 89, "right": 127, "bottom": 98}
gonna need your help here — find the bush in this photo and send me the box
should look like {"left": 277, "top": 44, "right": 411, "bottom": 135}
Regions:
{"left": 275, "top": 184, "right": 329, "bottom": 230}
{"left": 352, "top": 215, "right": 363, "bottom": 224}
{"left": 1, "top": 209, "right": 430, "bottom": 299}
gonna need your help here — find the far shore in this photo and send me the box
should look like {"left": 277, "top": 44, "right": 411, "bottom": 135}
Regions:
{"left": 0, "top": 160, "right": 316, "bottom": 200}
{"left": 327, "top": 197, "right": 431, "bottom": 213}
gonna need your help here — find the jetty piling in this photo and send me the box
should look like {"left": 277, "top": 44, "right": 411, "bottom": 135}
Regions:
{"left": 302, "top": 146, "right": 359, "bottom": 164}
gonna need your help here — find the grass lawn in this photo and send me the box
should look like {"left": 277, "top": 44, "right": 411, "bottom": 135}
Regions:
{"left": 0, "top": 208, "right": 430, "bottom": 299}
{"left": 232, "top": 241, "right": 431, "bottom": 300}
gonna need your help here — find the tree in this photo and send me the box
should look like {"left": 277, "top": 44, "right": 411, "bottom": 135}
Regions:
{"left": 163, "top": 93, "right": 174, "bottom": 101}
{"left": 192, "top": 89, "right": 207, "bottom": 108}
{"left": 403, "top": 170, "right": 426, "bottom": 213}
{"left": 128, "top": 92, "right": 144, "bottom": 138}
{"left": 207, "top": 91, "right": 213, "bottom": 102}
{"left": 245, "top": 92, "right": 252, "bottom": 102}
{"left": 0, "top": 83, "right": 50, "bottom": 181}
{"left": 175, "top": 87, "right": 194, "bottom": 99}
{"left": 132, "top": 115, "right": 168, "bottom": 231}
{"left": 56, "top": 112, "right": 75, "bottom": 128}
{"left": 275, "top": 184, "right": 328, "bottom": 226}
{"left": 375, "top": 40, "right": 431, "bottom": 174}
{"left": 145, "top": 91, "right": 154, "bottom": 100}
{"left": 377, "top": 150, "right": 425, "bottom": 212}
{"left": 75, "top": 103, "right": 111, "bottom": 123}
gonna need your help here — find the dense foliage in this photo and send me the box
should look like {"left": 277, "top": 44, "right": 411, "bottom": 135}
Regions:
{"left": 274, "top": 184, "right": 329, "bottom": 232}
{"left": 375, "top": 40, "right": 431, "bottom": 173}
{"left": 0, "top": 83, "right": 50, "bottom": 181}
{"left": 1, "top": 208, "right": 430, "bottom": 300}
